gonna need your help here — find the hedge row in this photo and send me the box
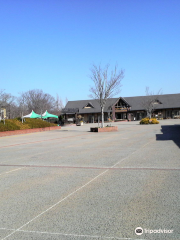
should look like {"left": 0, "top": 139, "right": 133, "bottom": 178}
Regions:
{"left": 0, "top": 119, "right": 57, "bottom": 132}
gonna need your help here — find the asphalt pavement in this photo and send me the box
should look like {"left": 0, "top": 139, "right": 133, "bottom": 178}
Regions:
{"left": 0, "top": 120, "right": 179, "bottom": 240}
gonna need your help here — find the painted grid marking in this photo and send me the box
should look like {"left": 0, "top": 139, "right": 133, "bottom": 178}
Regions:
{"left": 0, "top": 167, "right": 25, "bottom": 176}
{"left": 0, "top": 125, "right": 149, "bottom": 149}
{"left": 0, "top": 164, "right": 179, "bottom": 171}
{"left": 0, "top": 228, "right": 146, "bottom": 240}
{"left": 0, "top": 133, "right": 89, "bottom": 149}
{"left": 1, "top": 138, "right": 154, "bottom": 240}
{"left": 1, "top": 147, "right": 141, "bottom": 240}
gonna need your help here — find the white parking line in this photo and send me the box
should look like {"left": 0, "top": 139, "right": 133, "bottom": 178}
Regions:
{"left": 1, "top": 140, "right": 152, "bottom": 240}
{"left": 0, "top": 228, "right": 146, "bottom": 240}
{"left": 1, "top": 169, "right": 109, "bottom": 240}
{"left": 0, "top": 167, "right": 25, "bottom": 177}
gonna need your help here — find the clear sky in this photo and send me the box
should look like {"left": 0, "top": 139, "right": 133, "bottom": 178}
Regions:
{"left": 0, "top": 0, "right": 180, "bottom": 102}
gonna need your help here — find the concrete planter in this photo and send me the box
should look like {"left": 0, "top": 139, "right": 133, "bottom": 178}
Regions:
{"left": 0, "top": 126, "right": 61, "bottom": 137}
{"left": 90, "top": 126, "right": 118, "bottom": 132}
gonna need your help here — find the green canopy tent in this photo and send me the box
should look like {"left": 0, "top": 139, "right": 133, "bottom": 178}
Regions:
{"left": 42, "top": 110, "right": 58, "bottom": 119}
{"left": 22, "top": 110, "right": 41, "bottom": 119}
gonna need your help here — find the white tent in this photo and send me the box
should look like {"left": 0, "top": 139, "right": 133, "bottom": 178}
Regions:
{"left": 41, "top": 110, "right": 58, "bottom": 119}
{"left": 22, "top": 110, "right": 41, "bottom": 119}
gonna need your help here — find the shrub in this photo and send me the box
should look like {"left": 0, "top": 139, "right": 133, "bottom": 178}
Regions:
{"left": 24, "top": 119, "right": 56, "bottom": 129}
{"left": 140, "top": 118, "right": 159, "bottom": 124}
{"left": 150, "top": 118, "right": 159, "bottom": 124}
{"left": 174, "top": 115, "right": 180, "bottom": 119}
{"left": 0, "top": 120, "right": 20, "bottom": 131}
{"left": 0, "top": 118, "right": 57, "bottom": 132}
{"left": 11, "top": 119, "right": 30, "bottom": 130}
{"left": 140, "top": 118, "right": 150, "bottom": 124}
{"left": 14, "top": 117, "right": 22, "bottom": 121}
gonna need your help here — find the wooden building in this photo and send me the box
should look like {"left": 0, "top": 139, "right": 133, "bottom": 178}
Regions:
{"left": 62, "top": 93, "right": 180, "bottom": 122}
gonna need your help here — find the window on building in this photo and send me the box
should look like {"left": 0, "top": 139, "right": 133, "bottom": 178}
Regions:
{"left": 84, "top": 102, "right": 94, "bottom": 108}
{"left": 154, "top": 100, "right": 162, "bottom": 104}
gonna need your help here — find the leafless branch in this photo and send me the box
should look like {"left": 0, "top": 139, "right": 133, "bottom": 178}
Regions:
{"left": 142, "top": 87, "right": 163, "bottom": 118}
{"left": 89, "top": 64, "right": 124, "bottom": 127}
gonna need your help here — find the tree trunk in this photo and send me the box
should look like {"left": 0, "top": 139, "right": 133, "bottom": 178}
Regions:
{"left": 147, "top": 110, "right": 151, "bottom": 119}
{"left": 101, "top": 107, "right": 104, "bottom": 128}
{"left": 147, "top": 110, "right": 151, "bottom": 118}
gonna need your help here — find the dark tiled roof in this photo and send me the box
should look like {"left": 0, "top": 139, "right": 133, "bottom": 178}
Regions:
{"left": 65, "top": 98, "right": 119, "bottom": 114}
{"left": 65, "top": 94, "right": 180, "bottom": 113}
{"left": 124, "top": 93, "right": 180, "bottom": 111}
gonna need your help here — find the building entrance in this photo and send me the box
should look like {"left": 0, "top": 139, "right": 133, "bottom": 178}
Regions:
{"left": 116, "top": 113, "right": 127, "bottom": 120}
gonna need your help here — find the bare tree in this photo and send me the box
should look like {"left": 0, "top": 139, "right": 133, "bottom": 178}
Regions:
{"left": 7, "top": 102, "right": 20, "bottom": 119}
{"left": 54, "top": 94, "right": 64, "bottom": 115}
{"left": 18, "top": 89, "right": 56, "bottom": 116}
{"left": 142, "top": 87, "right": 162, "bottom": 118}
{"left": 89, "top": 64, "right": 124, "bottom": 127}
{"left": 17, "top": 92, "right": 28, "bottom": 121}
{"left": 65, "top": 97, "right": 68, "bottom": 107}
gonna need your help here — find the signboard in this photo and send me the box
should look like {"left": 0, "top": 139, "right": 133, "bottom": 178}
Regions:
{"left": 115, "top": 107, "right": 128, "bottom": 110}
{"left": 115, "top": 109, "right": 128, "bottom": 112}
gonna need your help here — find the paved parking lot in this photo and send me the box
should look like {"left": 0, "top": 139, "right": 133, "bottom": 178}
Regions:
{"left": 0, "top": 120, "right": 180, "bottom": 240}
